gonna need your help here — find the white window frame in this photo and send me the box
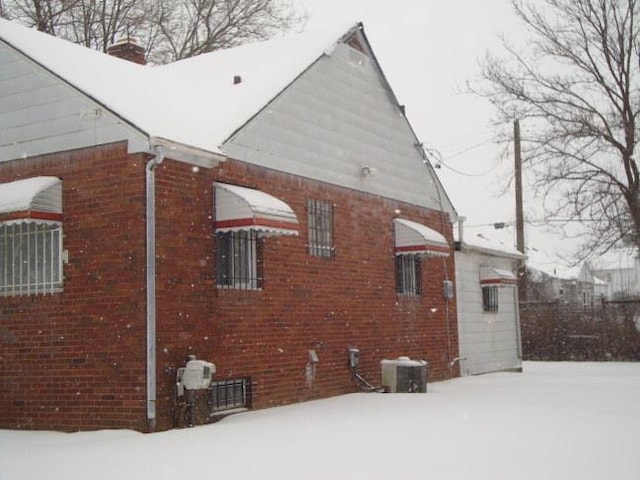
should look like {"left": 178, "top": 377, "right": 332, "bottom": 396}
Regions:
{"left": 0, "top": 220, "right": 63, "bottom": 296}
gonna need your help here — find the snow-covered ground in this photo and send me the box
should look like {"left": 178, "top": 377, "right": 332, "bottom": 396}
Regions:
{"left": 2, "top": 361, "right": 639, "bottom": 480}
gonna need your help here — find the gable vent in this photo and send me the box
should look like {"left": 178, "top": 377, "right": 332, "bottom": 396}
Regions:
{"left": 348, "top": 48, "right": 369, "bottom": 67}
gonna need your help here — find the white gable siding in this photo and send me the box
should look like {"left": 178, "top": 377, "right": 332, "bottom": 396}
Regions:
{"left": 222, "top": 42, "right": 454, "bottom": 215}
{"left": 455, "top": 250, "right": 522, "bottom": 376}
{"left": 0, "top": 41, "right": 148, "bottom": 163}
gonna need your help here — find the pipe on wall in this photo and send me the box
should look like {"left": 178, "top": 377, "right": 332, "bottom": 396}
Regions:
{"left": 145, "top": 146, "right": 165, "bottom": 432}
{"left": 142, "top": 139, "right": 224, "bottom": 431}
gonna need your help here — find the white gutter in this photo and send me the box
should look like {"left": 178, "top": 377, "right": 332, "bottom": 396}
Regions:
{"left": 145, "top": 146, "right": 165, "bottom": 432}
{"left": 144, "top": 139, "right": 225, "bottom": 432}
{"left": 149, "top": 137, "right": 226, "bottom": 168}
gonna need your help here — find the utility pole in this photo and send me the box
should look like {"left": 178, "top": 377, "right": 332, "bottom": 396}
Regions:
{"left": 514, "top": 119, "right": 526, "bottom": 301}
{"left": 514, "top": 119, "right": 525, "bottom": 254}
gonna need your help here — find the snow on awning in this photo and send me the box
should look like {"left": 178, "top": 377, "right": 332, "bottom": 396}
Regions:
{"left": 480, "top": 266, "right": 518, "bottom": 287}
{"left": 214, "top": 182, "right": 299, "bottom": 236}
{"left": 0, "top": 176, "right": 62, "bottom": 221}
{"left": 393, "top": 218, "right": 450, "bottom": 257}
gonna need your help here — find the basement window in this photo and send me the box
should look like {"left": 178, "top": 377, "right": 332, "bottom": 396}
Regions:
{"left": 0, "top": 221, "right": 63, "bottom": 296}
{"left": 306, "top": 199, "right": 334, "bottom": 258}
{"left": 482, "top": 286, "right": 499, "bottom": 313}
{"left": 215, "top": 230, "right": 262, "bottom": 290}
{"left": 209, "top": 377, "right": 252, "bottom": 412}
{"left": 395, "top": 254, "right": 422, "bottom": 296}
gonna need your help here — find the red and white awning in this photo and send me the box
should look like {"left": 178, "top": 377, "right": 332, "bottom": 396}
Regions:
{"left": 0, "top": 176, "right": 62, "bottom": 222}
{"left": 480, "top": 266, "right": 518, "bottom": 287}
{"left": 393, "top": 218, "right": 450, "bottom": 257}
{"left": 214, "top": 182, "right": 299, "bottom": 236}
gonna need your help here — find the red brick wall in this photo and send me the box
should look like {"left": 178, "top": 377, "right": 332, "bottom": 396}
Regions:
{"left": 152, "top": 158, "right": 459, "bottom": 430}
{"left": 1, "top": 145, "right": 458, "bottom": 432}
{"left": 0, "top": 143, "right": 149, "bottom": 431}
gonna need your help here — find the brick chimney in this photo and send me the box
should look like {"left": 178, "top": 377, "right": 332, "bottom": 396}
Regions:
{"left": 107, "top": 37, "right": 146, "bottom": 65}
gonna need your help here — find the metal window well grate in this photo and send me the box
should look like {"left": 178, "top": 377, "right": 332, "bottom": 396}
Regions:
{"left": 208, "top": 377, "right": 252, "bottom": 413}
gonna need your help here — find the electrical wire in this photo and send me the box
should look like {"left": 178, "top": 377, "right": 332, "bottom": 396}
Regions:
{"left": 436, "top": 159, "right": 498, "bottom": 177}
{"left": 425, "top": 139, "right": 499, "bottom": 177}
{"left": 415, "top": 142, "right": 455, "bottom": 366}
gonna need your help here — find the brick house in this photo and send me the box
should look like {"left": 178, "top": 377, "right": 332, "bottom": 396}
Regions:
{"left": 0, "top": 19, "right": 459, "bottom": 432}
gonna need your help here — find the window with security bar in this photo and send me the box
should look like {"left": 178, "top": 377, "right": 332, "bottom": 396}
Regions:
{"left": 307, "top": 199, "right": 334, "bottom": 258}
{"left": 482, "top": 285, "right": 499, "bottom": 313}
{"left": 209, "top": 377, "right": 252, "bottom": 412}
{"left": 215, "top": 230, "right": 262, "bottom": 290}
{"left": 395, "top": 254, "right": 422, "bottom": 296}
{"left": 0, "top": 221, "right": 63, "bottom": 296}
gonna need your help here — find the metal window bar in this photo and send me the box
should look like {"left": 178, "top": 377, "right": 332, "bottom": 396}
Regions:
{"left": 482, "top": 286, "right": 499, "bottom": 313}
{"left": 307, "top": 199, "right": 334, "bottom": 257}
{"left": 0, "top": 221, "right": 62, "bottom": 296}
{"left": 18, "top": 223, "right": 23, "bottom": 294}
{"left": 208, "top": 377, "right": 252, "bottom": 412}
{"left": 215, "top": 231, "right": 230, "bottom": 286}
{"left": 395, "top": 254, "right": 422, "bottom": 296}
{"left": 215, "top": 231, "right": 261, "bottom": 290}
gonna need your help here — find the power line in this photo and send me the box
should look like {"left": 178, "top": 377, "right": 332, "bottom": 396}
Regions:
{"left": 446, "top": 138, "right": 495, "bottom": 160}
{"left": 435, "top": 158, "right": 498, "bottom": 177}
{"left": 424, "top": 138, "right": 498, "bottom": 177}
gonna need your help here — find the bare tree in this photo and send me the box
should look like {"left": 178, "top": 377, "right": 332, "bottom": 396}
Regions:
{"left": 475, "top": 0, "right": 640, "bottom": 258}
{"left": 153, "top": 0, "right": 303, "bottom": 63}
{"left": 3, "top": 0, "right": 304, "bottom": 62}
{"left": 64, "top": 0, "right": 153, "bottom": 50}
{"left": 2, "top": 0, "right": 79, "bottom": 33}
{"left": 4, "top": 0, "right": 165, "bottom": 51}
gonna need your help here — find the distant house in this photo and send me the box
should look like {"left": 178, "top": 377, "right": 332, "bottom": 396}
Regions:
{"left": 524, "top": 264, "right": 600, "bottom": 306}
{"left": 454, "top": 224, "right": 525, "bottom": 376}
{"left": 0, "top": 20, "right": 459, "bottom": 431}
{"left": 525, "top": 249, "right": 640, "bottom": 306}
{"left": 578, "top": 262, "right": 608, "bottom": 303}
{"left": 520, "top": 250, "right": 640, "bottom": 362}
{"left": 589, "top": 249, "right": 640, "bottom": 300}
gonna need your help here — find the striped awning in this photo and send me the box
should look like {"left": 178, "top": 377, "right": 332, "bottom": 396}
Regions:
{"left": 0, "top": 176, "right": 62, "bottom": 221}
{"left": 480, "top": 266, "right": 518, "bottom": 286}
{"left": 393, "top": 218, "right": 450, "bottom": 257}
{"left": 214, "top": 182, "right": 299, "bottom": 236}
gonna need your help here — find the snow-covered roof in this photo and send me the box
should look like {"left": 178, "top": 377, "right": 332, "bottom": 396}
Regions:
{"left": 592, "top": 275, "right": 607, "bottom": 286}
{"left": 0, "top": 18, "right": 358, "bottom": 156}
{"left": 530, "top": 264, "right": 581, "bottom": 281}
{"left": 456, "top": 224, "right": 525, "bottom": 260}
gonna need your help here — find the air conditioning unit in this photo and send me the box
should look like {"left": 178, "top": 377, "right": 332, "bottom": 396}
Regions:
{"left": 380, "top": 356, "right": 427, "bottom": 393}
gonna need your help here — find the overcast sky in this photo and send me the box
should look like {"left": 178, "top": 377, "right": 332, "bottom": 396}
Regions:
{"left": 296, "top": 0, "right": 582, "bottom": 268}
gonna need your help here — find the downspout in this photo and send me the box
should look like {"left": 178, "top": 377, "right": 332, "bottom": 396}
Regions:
{"left": 146, "top": 146, "right": 165, "bottom": 432}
